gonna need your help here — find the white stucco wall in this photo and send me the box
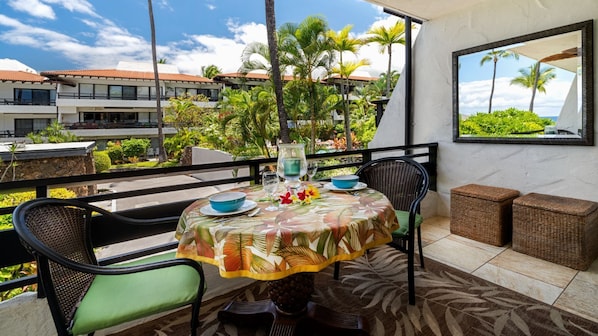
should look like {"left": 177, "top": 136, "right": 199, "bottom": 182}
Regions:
{"left": 371, "top": 0, "right": 598, "bottom": 216}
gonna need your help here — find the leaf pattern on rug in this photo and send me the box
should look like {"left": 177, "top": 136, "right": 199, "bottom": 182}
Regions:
{"left": 340, "top": 245, "right": 598, "bottom": 336}
{"left": 110, "top": 245, "right": 598, "bottom": 336}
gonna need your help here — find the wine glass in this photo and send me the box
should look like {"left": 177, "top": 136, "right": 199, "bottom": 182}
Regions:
{"left": 307, "top": 161, "right": 318, "bottom": 181}
{"left": 262, "top": 171, "right": 280, "bottom": 211}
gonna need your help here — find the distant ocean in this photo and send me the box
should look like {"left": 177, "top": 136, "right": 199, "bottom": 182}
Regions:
{"left": 545, "top": 116, "right": 558, "bottom": 122}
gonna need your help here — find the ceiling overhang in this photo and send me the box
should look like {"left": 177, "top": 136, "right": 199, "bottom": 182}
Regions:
{"left": 364, "top": 0, "right": 492, "bottom": 21}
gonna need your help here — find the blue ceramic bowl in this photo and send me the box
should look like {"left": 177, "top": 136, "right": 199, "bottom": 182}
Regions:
{"left": 331, "top": 175, "right": 359, "bottom": 189}
{"left": 209, "top": 191, "right": 246, "bottom": 212}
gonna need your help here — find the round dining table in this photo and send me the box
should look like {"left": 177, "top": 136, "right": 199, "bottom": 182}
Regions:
{"left": 175, "top": 183, "right": 399, "bottom": 335}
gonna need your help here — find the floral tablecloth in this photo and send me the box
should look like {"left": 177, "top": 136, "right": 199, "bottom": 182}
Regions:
{"left": 175, "top": 184, "right": 399, "bottom": 281}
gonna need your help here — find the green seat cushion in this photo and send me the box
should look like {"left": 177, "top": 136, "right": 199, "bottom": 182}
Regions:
{"left": 71, "top": 251, "right": 204, "bottom": 335}
{"left": 393, "top": 210, "right": 424, "bottom": 237}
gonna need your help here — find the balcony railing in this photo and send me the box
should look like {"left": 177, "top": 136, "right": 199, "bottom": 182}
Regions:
{"left": 1, "top": 98, "right": 56, "bottom": 106}
{"left": 57, "top": 93, "right": 219, "bottom": 102}
{"left": 0, "top": 143, "right": 438, "bottom": 296}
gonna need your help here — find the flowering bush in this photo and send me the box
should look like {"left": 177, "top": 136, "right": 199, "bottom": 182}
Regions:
{"left": 279, "top": 184, "right": 321, "bottom": 205}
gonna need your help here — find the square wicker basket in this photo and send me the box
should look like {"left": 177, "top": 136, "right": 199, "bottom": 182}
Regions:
{"left": 512, "top": 193, "right": 598, "bottom": 270}
{"left": 450, "top": 184, "right": 520, "bottom": 246}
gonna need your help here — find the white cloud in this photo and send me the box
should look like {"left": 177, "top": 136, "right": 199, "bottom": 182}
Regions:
{"left": 43, "top": 0, "right": 99, "bottom": 17}
{"left": 0, "top": 3, "right": 411, "bottom": 78}
{"left": 8, "top": 0, "right": 55, "bottom": 19}
{"left": 459, "top": 77, "right": 573, "bottom": 117}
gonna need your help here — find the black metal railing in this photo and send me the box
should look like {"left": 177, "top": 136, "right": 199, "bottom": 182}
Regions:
{"left": 0, "top": 143, "right": 438, "bottom": 294}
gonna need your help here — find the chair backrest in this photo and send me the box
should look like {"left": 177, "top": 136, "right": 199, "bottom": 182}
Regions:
{"left": 356, "top": 157, "right": 430, "bottom": 213}
{"left": 13, "top": 198, "right": 109, "bottom": 334}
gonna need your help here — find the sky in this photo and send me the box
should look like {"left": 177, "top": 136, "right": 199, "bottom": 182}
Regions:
{"left": 0, "top": 0, "right": 408, "bottom": 77}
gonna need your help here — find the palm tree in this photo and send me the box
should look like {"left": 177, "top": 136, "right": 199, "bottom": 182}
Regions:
{"left": 480, "top": 49, "right": 519, "bottom": 113}
{"left": 278, "top": 15, "right": 334, "bottom": 153}
{"left": 510, "top": 62, "right": 556, "bottom": 112}
{"left": 331, "top": 59, "right": 370, "bottom": 150}
{"left": 328, "top": 24, "right": 365, "bottom": 150}
{"left": 265, "top": 0, "right": 291, "bottom": 144}
{"left": 366, "top": 20, "right": 406, "bottom": 97}
{"left": 147, "top": 0, "right": 166, "bottom": 162}
{"left": 200, "top": 64, "right": 222, "bottom": 79}
{"left": 218, "top": 87, "right": 278, "bottom": 157}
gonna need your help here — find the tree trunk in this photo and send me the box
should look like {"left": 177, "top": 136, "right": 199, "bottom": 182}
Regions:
{"left": 148, "top": 0, "right": 166, "bottom": 162}
{"left": 488, "top": 60, "right": 497, "bottom": 113}
{"left": 386, "top": 45, "right": 392, "bottom": 97}
{"left": 265, "top": 0, "right": 291, "bottom": 145}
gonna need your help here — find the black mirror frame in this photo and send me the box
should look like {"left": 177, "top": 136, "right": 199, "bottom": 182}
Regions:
{"left": 452, "top": 20, "right": 594, "bottom": 145}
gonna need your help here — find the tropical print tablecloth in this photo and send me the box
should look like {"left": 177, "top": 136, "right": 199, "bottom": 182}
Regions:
{"left": 176, "top": 184, "right": 399, "bottom": 281}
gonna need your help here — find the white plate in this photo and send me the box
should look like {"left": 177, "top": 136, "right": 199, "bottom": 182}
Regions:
{"left": 200, "top": 200, "right": 257, "bottom": 216}
{"left": 324, "top": 182, "right": 368, "bottom": 192}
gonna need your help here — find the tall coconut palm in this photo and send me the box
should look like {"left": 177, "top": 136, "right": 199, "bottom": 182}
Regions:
{"left": 201, "top": 64, "right": 222, "bottom": 79}
{"left": 278, "top": 15, "right": 334, "bottom": 153}
{"left": 147, "top": 0, "right": 166, "bottom": 162}
{"left": 265, "top": 0, "right": 291, "bottom": 144}
{"left": 366, "top": 20, "right": 406, "bottom": 97}
{"left": 510, "top": 62, "right": 556, "bottom": 112}
{"left": 480, "top": 49, "right": 519, "bottom": 113}
{"left": 328, "top": 24, "right": 365, "bottom": 150}
{"left": 331, "top": 59, "right": 370, "bottom": 150}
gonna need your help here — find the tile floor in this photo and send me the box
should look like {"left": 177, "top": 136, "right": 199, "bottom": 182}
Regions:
{"left": 421, "top": 216, "right": 598, "bottom": 324}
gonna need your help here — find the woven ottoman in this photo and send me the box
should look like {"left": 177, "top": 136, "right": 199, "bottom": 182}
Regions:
{"left": 450, "top": 184, "right": 520, "bottom": 246}
{"left": 512, "top": 193, "right": 598, "bottom": 270}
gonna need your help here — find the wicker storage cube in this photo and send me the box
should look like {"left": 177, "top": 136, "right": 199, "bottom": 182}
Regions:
{"left": 450, "top": 184, "right": 520, "bottom": 246}
{"left": 512, "top": 193, "right": 598, "bottom": 270}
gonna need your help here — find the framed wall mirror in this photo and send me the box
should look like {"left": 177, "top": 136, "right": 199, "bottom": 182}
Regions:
{"left": 452, "top": 20, "right": 594, "bottom": 145}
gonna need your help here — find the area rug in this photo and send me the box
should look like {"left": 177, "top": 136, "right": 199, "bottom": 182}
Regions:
{"left": 110, "top": 245, "right": 598, "bottom": 336}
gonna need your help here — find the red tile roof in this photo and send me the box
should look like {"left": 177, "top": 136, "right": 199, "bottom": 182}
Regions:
{"left": 215, "top": 72, "right": 378, "bottom": 83}
{"left": 0, "top": 70, "right": 47, "bottom": 83}
{"left": 324, "top": 74, "right": 379, "bottom": 82}
{"left": 40, "top": 69, "right": 213, "bottom": 83}
{"left": 215, "top": 72, "right": 297, "bottom": 82}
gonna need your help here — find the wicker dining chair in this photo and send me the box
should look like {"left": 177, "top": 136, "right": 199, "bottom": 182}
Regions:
{"left": 13, "top": 198, "right": 206, "bottom": 336}
{"left": 334, "top": 156, "right": 430, "bottom": 305}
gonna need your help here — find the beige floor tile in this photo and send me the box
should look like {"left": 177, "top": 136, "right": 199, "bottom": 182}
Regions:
{"left": 421, "top": 217, "right": 451, "bottom": 243}
{"left": 447, "top": 234, "right": 508, "bottom": 255}
{"left": 473, "top": 263, "right": 563, "bottom": 305}
{"left": 420, "top": 216, "right": 597, "bottom": 323}
{"left": 573, "top": 257, "right": 598, "bottom": 286}
{"left": 423, "top": 235, "right": 499, "bottom": 273}
{"left": 488, "top": 249, "right": 577, "bottom": 288}
{"left": 555, "top": 276, "right": 598, "bottom": 323}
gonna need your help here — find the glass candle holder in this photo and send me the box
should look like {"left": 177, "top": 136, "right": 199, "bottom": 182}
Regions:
{"left": 276, "top": 143, "right": 307, "bottom": 190}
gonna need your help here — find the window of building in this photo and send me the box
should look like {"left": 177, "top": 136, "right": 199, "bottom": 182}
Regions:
{"left": 108, "top": 85, "right": 137, "bottom": 100}
{"left": 14, "top": 89, "right": 55, "bottom": 105}
{"left": 14, "top": 118, "right": 51, "bottom": 137}
{"left": 79, "top": 84, "right": 94, "bottom": 98}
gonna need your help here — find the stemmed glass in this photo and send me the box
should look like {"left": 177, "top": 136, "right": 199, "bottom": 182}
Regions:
{"left": 262, "top": 171, "right": 280, "bottom": 211}
{"left": 307, "top": 161, "right": 318, "bottom": 181}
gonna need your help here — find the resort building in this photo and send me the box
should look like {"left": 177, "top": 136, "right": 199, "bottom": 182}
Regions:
{"left": 0, "top": 62, "right": 375, "bottom": 148}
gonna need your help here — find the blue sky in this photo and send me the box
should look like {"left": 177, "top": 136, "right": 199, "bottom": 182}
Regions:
{"left": 0, "top": 0, "right": 405, "bottom": 77}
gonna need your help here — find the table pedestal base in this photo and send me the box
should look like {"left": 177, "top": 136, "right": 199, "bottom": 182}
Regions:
{"left": 218, "top": 299, "right": 369, "bottom": 336}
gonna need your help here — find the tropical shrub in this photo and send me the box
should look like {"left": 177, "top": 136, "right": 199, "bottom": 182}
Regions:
{"left": 122, "top": 138, "right": 151, "bottom": 159}
{"left": 0, "top": 188, "right": 76, "bottom": 301}
{"left": 93, "top": 151, "right": 111, "bottom": 172}
{"left": 164, "top": 129, "right": 203, "bottom": 160}
{"left": 460, "top": 108, "right": 554, "bottom": 136}
{"left": 106, "top": 143, "right": 125, "bottom": 164}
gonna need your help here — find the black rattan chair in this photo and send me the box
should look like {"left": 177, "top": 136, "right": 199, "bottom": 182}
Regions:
{"left": 13, "top": 198, "right": 206, "bottom": 336}
{"left": 334, "top": 157, "right": 430, "bottom": 305}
